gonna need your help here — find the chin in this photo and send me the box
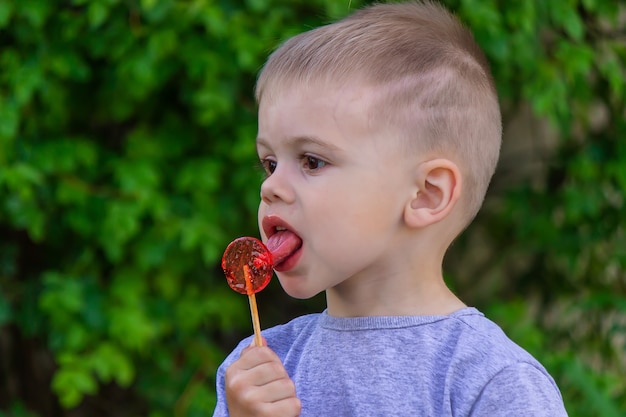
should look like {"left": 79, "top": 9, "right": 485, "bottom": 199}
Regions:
{"left": 279, "top": 281, "right": 321, "bottom": 300}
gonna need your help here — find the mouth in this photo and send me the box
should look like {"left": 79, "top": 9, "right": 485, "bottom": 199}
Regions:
{"left": 262, "top": 215, "right": 303, "bottom": 270}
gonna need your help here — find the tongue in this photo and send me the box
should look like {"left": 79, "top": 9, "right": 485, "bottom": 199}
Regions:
{"left": 266, "top": 230, "right": 302, "bottom": 265}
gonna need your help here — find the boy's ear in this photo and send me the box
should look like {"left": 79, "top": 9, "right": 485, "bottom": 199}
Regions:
{"left": 404, "top": 159, "right": 462, "bottom": 229}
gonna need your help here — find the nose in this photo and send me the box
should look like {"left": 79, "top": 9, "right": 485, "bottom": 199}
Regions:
{"left": 260, "top": 166, "right": 295, "bottom": 205}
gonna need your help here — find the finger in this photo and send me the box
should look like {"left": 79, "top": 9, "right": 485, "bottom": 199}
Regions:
{"left": 237, "top": 376, "right": 299, "bottom": 406}
{"left": 228, "top": 355, "right": 291, "bottom": 391}
{"left": 248, "top": 360, "right": 292, "bottom": 387}
{"left": 237, "top": 346, "right": 281, "bottom": 370}
{"left": 275, "top": 396, "right": 302, "bottom": 417}
{"left": 262, "top": 396, "right": 302, "bottom": 417}
{"left": 230, "top": 392, "right": 301, "bottom": 417}
{"left": 258, "top": 375, "right": 298, "bottom": 402}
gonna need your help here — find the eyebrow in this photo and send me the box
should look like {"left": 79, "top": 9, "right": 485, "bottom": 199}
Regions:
{"left": 256, "top": 135, "right": 342, "bottom": 152}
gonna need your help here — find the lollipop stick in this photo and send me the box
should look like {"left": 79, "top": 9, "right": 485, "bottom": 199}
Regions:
{"left": 243, "top": 265, "right": 263, "bottom": 347}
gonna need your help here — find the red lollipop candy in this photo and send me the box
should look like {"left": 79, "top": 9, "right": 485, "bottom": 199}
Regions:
{"left": 221, "top": 237, "right": 274, "bottom": 346}
{"left": 222, "top": 237, "right": 273, "bottom": 294}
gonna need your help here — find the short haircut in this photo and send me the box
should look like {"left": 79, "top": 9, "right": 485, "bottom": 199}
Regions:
{"left": 256, "top": 1, "right": 502, "bottom": 226}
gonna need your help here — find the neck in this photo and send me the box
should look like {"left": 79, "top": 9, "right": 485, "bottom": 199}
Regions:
{"left": 325, "top": 242, "right": 466, "bottom": 318}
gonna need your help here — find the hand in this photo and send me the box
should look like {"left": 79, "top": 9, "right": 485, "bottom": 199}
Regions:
{"left": 225, "top": 342, "right": 301, "bottom": 417}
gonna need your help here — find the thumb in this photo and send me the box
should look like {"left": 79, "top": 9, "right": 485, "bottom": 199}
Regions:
{"left": 249, "top": 336, "right": 268, "bottom": 347}
{"left": 241, "top": 336, "right": 268, "bottom": 355}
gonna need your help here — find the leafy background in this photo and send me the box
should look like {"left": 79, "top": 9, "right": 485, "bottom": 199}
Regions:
{"left": 0, "top": 0, "right": 624, "bottom": 416}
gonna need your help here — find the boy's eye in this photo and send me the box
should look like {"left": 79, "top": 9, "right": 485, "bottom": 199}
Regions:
{"left": 261, "top": 159, "right": 277, "bottom": 175}
{"left": 303, "top": 155, "right": 326, "bottom": 171}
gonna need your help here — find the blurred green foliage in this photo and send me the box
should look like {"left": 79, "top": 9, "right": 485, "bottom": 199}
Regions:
{"left": 0, "top": 0, "right": 624, "bottom": 415}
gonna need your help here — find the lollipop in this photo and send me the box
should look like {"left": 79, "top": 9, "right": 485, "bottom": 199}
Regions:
{"left": 221, "top": 237, "right": 273, "bottom": 346}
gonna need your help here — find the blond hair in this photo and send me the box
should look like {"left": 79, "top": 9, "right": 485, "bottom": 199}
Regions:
{"left": 256, "top": 1, "right": 502, "bottom": 226}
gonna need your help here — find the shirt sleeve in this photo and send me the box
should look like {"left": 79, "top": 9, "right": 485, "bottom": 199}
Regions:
{"left": 469, "top": 362, "right": 568, "bottom": 417}
{"left": 212, "top": 359, "right": 229, "bottom": 417}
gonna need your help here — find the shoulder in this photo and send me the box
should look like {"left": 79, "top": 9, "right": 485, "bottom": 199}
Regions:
{"left": 262, "top": 313, "right": 322, "bottom": 356}
{"left": 440, "top": 309, "right": 567, "bottom": 415}
{"left": 469, "top": 362, "right": 568, "bottom": 416}
{"left": 445, "top": 308, "right": 544, "bottom": 366}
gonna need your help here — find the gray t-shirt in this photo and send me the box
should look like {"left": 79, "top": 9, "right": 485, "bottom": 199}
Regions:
{"left": 213, "top": 307, "right": 567, "bottom": 416}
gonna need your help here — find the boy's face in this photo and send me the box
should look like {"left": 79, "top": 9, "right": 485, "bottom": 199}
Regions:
{"left": 256, "top": 83, "right": 416, "bottom": 300}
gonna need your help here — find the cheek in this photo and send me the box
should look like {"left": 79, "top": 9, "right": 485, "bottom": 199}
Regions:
{"left": 348, "top": 190, "right": 402, "bottom": 225}
{"left": 257, "top": 203, "right": 267, "bottom": 238}
{"left": 315, "top": 210, "right": 385, "bottom": 254}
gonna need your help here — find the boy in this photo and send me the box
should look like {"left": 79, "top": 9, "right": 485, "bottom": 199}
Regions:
{"left": 213, "top": 1, "right": 568, "bottom": 416}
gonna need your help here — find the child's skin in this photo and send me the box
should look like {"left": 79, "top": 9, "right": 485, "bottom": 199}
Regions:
{"left": 224, "top": 81, "right": 468, "bottom": 416}
{"left": 225, "top": 339, "right": 299, "bottom": 417}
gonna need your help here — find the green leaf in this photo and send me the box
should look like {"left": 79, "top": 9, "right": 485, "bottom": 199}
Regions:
{"left": 0, "top": 97, "right": 19, "bottom": 142}
{"left": 89, "top": 342, "right": 135, "bottom": 386}
{"left": 563, "top": 360, "right": 624, "bottom": 417}
{"left": 88, "top": 1, "right": 109, "bottom": 28}
{"left": 549, "top": 2, "right": 585, "bottom": 41}
{"left": 39, "top": 273, "right": 85, "bottom": 320}
{"left": 0, "top": 1, "right": 14, "bottom": 28}
{"left": 52, "top": 353, "right": 99, "bottom": 408}
{"left": 17, "top": 0, "right": 51, "bottom": 28}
